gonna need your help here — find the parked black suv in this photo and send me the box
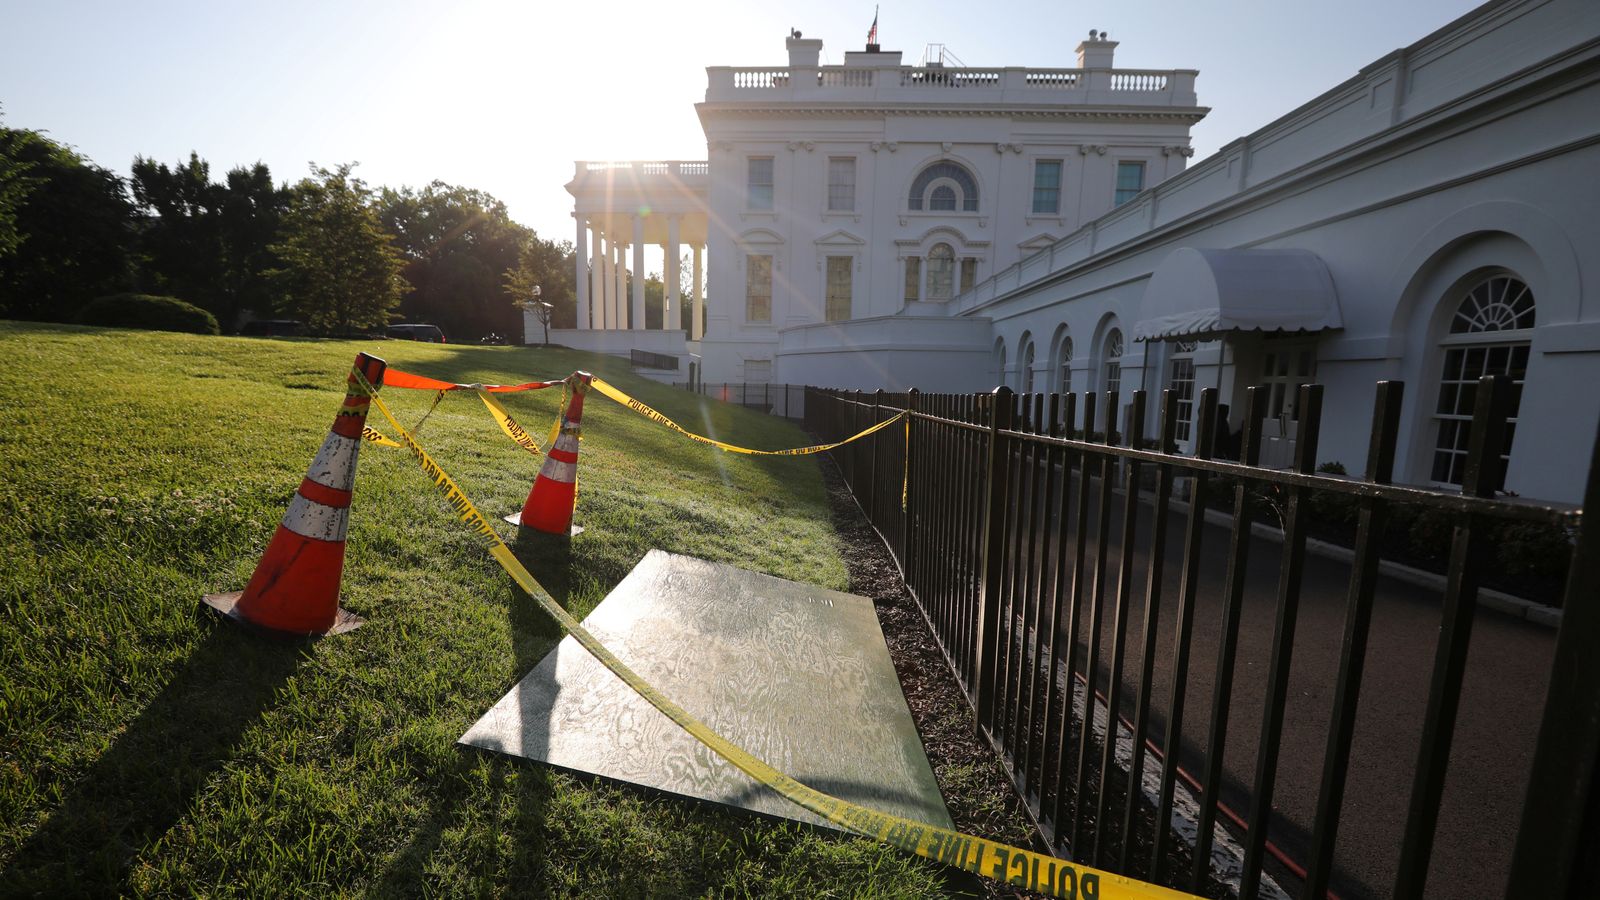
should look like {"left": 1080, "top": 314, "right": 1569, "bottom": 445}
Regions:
{"left": 240, "top": 319, "right": 303, "bottom": 337}
{"left": 386, "top": 324, "right": 447, "bottom": 343}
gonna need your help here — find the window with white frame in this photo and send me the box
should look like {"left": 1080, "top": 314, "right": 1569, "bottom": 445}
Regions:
{"left": 904, "top": 257, "right": 921, "bottom": 302}
{"left": 1032, "top": 160, "right": 1063, "bottom": 214}
{"left": 825, "top": 256, "right": 852, "bottom": 322}
{"left": 1168, "top": 341, "right": 1198, "bottom": 443}
{"left": 992, "top": 339, "right": 1007, "bottom": 388}
{"left": 1102, "top": 328, "right": 1124, "bottom": 395}
{"left": 1021, "top": 340, "right": 1036, "bottom": 394}
{"left": 1430, "top": 274, "right": 1534, "bottom": 489}
{"left": 745, "top": 254, "right": 772, "bottom": 322}
{"left": 1114, "top": 161, "right": 1144, "bottom": 207}
{"left": 927, "top": 243, "right": 956, "bottom": 300}
{"left": 960, "top": 258, "right": 978, "bottom": 295}
{"left": 908, "top": 161, "right": 979, "bottom": 211}
{"left": 744, "top": 359, "right": 772, "bottom": 383}
{"left": 1057, "top": 334, "right": 1074, "bottom": 394}
{"left": 747, "top": 157, "right": 774, "bottom": 210}
{"left": 1260, "top": 341, "right": 1316, "bottom": 421}
{"left": 826, "top": 157, "right": 856, "bottom": 211}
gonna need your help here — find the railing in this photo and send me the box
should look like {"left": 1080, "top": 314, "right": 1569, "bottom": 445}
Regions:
{"left": 1026, "top": 70, "right": 1081, "bottom": 88}
{"left": 805, "top": 377, "right": 1598, "bottom": 898}
{"left": 899, "top": 68, "right": 1002, "bottom": 87}
{"left": 818, "top": 68, "right": 873, "bottom": 87}
{"left": 707, "top": 65, "right": 1197, "bottom": 106}
{"left": 578, "top": 160, "right": 710, "bottom": 178}
{"left": 629, "top": 348, "right": 679, "bottom": 371}
{"left": 675, "top": 381, "right": 806, "bottom": 420}
{"left": 1110, "top": 71, "right": 1171, "bottom": 91}
{"left": 732, "top": 68, "right": 788, "bottom": 88}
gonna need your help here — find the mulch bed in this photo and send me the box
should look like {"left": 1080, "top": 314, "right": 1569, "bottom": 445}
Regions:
{"left": 819, "top": 456, "right": 1235, "bottom": 900}
{"left": 819, "top": 458, "right": 1049, "bottom": 899}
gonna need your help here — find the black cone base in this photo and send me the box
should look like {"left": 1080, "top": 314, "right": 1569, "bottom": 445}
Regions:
{"left": 201, "top": 591, "right": 365, "bottom": 637}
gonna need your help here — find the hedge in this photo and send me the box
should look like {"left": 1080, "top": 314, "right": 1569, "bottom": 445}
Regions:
{"left": 77, "top": 294, "right": 220, "bottom": 335}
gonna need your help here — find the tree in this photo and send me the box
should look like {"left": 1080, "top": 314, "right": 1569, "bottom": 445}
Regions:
{"left": 502, "top": 236, "right": 575, "bottom": 335}
{"left": 130, "top": 154, "right": 288, "bottom": 330}
{"left": 216, "top": 162, "right": 289, "bottom": 328}
{"left": 130, "top": 152, "right": 225, "bottom": 313}
{"left": 379, "top": 181, "right": 533, "bottom": 342}
{"left": 0, "top": 120, "right": 36, "bottom": 261}
{"left": 0, "top": 127, "right": 136, "bottom": 320}
{"left": 269, "top": 164, "right": 408, "bottom": 335}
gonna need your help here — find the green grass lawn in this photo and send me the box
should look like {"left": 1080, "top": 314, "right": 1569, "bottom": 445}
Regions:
{"left": 0, "top": 322, "right": 947, "bottom": 897}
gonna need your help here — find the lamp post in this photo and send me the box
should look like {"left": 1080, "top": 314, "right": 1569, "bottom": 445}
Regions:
{"left": 530, "top": 285, "right": 553, "bottom": 347}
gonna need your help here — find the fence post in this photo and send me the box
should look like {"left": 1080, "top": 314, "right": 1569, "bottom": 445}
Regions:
{"left": 904, "top": 388, "right": 920, "bottom": 580}
{"left": 1508, "top": 405, "right": 1600, "bottom": 895}
{"left": 975, "top": 385, "right": 1015, "bottom": 737}
{"left": 1394, "top": 374, "right": 1513, "bottom": 897}
{"left": 870, "top": 389, "right": 884, "bottom": 523}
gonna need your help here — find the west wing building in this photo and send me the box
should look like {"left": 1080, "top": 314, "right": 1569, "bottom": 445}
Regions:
{"left": 539, "top": 0, "right": 1600, "bottom": 504}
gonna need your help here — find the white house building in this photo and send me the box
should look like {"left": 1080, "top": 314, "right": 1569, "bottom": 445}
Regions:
{"left": 538, "top": 0, "right": 1600, "bottom": 504}
{"left": 549, "top": 31, "right": 1205, "bottom": 383}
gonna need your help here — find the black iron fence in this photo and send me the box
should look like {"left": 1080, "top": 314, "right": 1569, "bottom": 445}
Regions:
{"left": 805, "top": 379, "right": 1597, "bottom": 899}
{"left": 674, "top": 381, "right": 806, "bottom": 420}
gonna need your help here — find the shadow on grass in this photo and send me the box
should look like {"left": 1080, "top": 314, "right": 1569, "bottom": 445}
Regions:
{"left": 362, "top": 529, "right": 576, "bottom": 896}
{"left": 3, "top": 623, "right": 306, "bottom": 895}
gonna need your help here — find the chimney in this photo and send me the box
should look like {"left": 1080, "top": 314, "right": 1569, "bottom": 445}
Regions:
{"left": 787, "top": 32, "right": 823, "bottom": 67}
{"left": 1075, "top": 29, "right": 1117, "bottom": 68}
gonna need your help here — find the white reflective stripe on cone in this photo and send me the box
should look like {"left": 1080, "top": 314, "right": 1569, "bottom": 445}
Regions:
{"left": 281, "top": 493, "right": 351, "bottom": 542}
{"left": 540, "top": 460, "right": 578, "bottom": 483}
{"left": 304, "top": 433, "right": 362, "bottom": 491}
{"left": 552, "top": 432, "right": 579, "bottom": 454}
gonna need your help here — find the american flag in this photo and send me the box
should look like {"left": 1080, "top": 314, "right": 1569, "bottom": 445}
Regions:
{"left": 867, "top": 6, "right": 878, "bottom": 44}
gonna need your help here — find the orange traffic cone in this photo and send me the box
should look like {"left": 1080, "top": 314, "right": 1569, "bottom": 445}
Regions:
{"left": 203, "top": 352, "right": 387, "bottom": 636}
{"left": 505, "top": 371, "right": 592, "bottom": 536}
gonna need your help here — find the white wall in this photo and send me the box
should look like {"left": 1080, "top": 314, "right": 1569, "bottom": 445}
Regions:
{"left": 960, "top": 0, "right": 1600, "bottom": 502}
{"left": 694, "top": 42, "right": 1202, "bottom": 383}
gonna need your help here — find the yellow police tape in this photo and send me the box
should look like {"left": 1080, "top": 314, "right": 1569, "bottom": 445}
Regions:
{"left": 360, "top": 388, "right": 566, "bottom": 457}
{"left": 353, "top": 369, "right": 1194, "bottom": 900}
{"left": 590, "top": 377, "right": 905, "bottom": 456}
{"left": 361, "top": 424, "right": 404, "bottom": 448}
{"left": 477, "top": 388, "right": 565, "bottom": 457}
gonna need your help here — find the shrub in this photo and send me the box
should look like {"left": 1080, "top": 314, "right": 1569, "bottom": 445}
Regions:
{"left": 1309, "top": 461, "right": 1360, "bottom": 528}
{"left": 77, "top": 294, "right": 220, "bottom": 335}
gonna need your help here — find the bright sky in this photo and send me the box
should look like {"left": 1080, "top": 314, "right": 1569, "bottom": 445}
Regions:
{"left": 3, "top": 0, "right": 1482, "bottom": 253}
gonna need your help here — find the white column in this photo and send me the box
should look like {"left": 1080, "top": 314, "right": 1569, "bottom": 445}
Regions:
{"left": 604, "top": 240, "right": 617, "bottom": 328}
{"left": 612, "top": 239, "right": 625, "bottom": 329}
{"left": 595, "top": 231, "right": 609, "bottom": 330}
{"left": 665, "top": 217, "right": 681, "bottom": 332}
{"left": 692, "top": 244, "right": 704, "bottom": 341}
{"left": 595, "top": 230, "right": 604, "bottom": 329}
{"left": 631, "top": 215, "right": 646, "bottom": 331}
{"left": 574, "top": 216, "right": 590, "bottom": 329}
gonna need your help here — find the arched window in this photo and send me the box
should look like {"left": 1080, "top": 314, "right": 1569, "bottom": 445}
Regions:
{"left": 1057, "top": 334, "right": 1074, "bottom": 395}
{"left": 927, "top": 243, "right": 956, "bottom": 300}
{"left": 992, "top": 338, "right": 1007, "bottom": 388}
{"left": 1430, "top": 274, "right": 1534, "bottom": 488}
{"left": 908, "top": 162, "right": 979, "bottom": 211}
{"left": 1021, "top": 339, "right": 1036, "bottom": 394}
{"left": 1101, "top": 328, "right": 1124, "bottom": 396}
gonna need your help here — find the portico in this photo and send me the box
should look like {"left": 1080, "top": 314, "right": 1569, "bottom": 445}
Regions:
{"left": 566, "top": 161, "right": 711, "bottom": 341}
